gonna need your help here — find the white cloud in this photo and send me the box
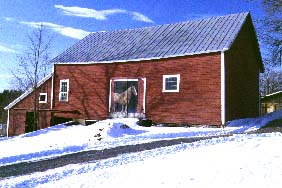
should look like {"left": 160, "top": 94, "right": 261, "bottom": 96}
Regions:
{"left": 55, "top": 4, "right": 126, "bottom": 20}
{"left": 20, "top": 21, "right": 90, "bottom": 39}
{"left": 3, "top": 17, "right": 15, "bottom": 22}
{"left": 0, "top": 45, "right": 16, "bottom": 53}
{"left": 131, "top": 12, "right": 154, "bottom": 23}
{"left": 55, "top": 4, "right": 154, "bottom": 23}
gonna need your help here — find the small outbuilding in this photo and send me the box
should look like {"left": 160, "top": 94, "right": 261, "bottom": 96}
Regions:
{"left": 5, "top": 12, "right": 263, "bottom": 136}
{"left": 261, "top": 91, "right": 282, "bottom": 115}
{"left": 4, "top": 74, "right": 53, "bottom": 136}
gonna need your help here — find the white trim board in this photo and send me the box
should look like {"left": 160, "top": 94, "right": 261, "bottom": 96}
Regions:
{"left": 221, "top": 51, "right": 226, "bottom": 125}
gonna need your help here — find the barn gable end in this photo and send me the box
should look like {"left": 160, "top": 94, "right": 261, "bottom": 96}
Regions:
{"left": 225, "top": 14, "right": 262, "bottom": 121}
{"left": 5, "top": 74, "right": 53, "bottom": 136}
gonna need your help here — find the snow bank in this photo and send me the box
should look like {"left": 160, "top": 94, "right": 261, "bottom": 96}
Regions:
{"left": 226, "top": 110, "right": 282, "bottom": 132}
{"left": 1, "top": 112, "right": 282, "bottom": 167}
{"left": 0, "top": 118, "right": 231, "bottom": 166}
{"left": 0, "top": 119, "right": 141, "bottom": 166}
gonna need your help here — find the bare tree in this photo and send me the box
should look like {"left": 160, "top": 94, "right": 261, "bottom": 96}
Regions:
{"left": 11, "top": 24, "right": 53, "bottom": 131}
{"left": 260, "top": 0, "right": 282, "bottom": 66}
{"left": 248, "top": 0, "right": 282, "bottom": 95}
{"left": 260, "top": 65, "right": 282, "bottom": 95}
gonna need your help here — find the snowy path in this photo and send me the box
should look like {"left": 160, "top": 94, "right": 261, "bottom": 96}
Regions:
{"left": 0, "top": 134, "right": 232, "bottom": 178}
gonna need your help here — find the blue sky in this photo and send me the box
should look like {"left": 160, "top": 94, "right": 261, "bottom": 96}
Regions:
{"left": 0, "top": 0, "right": 265, "bottom": 92}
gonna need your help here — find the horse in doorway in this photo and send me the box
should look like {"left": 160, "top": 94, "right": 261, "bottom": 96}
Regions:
{"left": 113, "top": 85, "right": 138, "bottom": 113}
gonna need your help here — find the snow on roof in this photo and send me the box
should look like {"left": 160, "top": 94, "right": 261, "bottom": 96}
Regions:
{"left": 261, "top": 90, "right": 282, "bottom": 99}
{"left": 226, "top": 110, "right": 282, "bottom": 131}
{"left": 4, "top": 73, "right": 53, "bottom": 110}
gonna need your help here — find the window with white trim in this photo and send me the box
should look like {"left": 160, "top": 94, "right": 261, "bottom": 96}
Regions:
{"left": 39, "top": 93, "right": 47, "bottom": 103}
{"left": 162, "top": 74, "right": 180, "bottom": 92}
{"left": 59, "top": 79, "right": 69, "bottom": 101}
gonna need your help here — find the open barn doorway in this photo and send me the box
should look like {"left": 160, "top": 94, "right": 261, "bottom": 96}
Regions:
{"left": 25, "top": 112, "right": 37, "bottom": 133}
{"left": 109, "top": 78, "right": 146, "bottom": 118}
{"left": 113, "top": 80, "right": 138, "bottom": 113}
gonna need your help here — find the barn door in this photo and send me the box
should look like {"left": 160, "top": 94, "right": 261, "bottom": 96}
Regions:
{"left": 110, "top": 78, "right": 145, "bottom": 118}
{"left": 25, "top": 112, "right": 37, "bottom": 133}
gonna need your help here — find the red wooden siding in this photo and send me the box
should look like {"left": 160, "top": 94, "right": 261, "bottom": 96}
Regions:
{"left": 53, "top": 53, "right": 222, "bottom": 125}
{"left": 8, "top": 77, "right": 52, "bottom": 136}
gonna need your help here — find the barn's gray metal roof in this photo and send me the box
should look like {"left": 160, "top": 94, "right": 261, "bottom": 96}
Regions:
{"left": 51, "top": 12, "right": 250, "bottom": 64}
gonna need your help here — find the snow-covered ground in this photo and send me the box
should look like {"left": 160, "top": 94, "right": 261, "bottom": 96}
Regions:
{"left": 0, "top": 119, "right": 235, "bottom": 166}
{"left": 1, "top": 111, "right": 282, "bottom": 187}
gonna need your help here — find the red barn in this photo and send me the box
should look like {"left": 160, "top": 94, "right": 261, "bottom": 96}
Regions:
{"left": 5, "top": 12, "right": 263, "bottom": 136}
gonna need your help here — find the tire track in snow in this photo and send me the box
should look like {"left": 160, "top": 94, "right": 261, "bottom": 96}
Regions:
{"left": 0, "top": 134, "right": 233, "bottom": 178}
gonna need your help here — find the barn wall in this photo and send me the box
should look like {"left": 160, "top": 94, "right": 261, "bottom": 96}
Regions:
{"left": 8, "top": 110, "right": 26, "bottom": 136}
{"left": 54, "top": 53, "right": 222, "bottom": 125}
{"left": 8, "top": 77, "right": 52, "bottom": 136}
{"left": 225, "top": 16, "right": 261, "bottom": 121}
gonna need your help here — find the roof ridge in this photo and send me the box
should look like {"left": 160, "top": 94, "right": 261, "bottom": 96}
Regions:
{"left": 87, "top": 12, "right": 250, "bottom": 35}
{"left": 50, "top": 12, "right": 251, "bottom": 64}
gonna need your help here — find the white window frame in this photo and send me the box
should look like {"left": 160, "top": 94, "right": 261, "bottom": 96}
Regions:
{"left": 59, "top": 79, "right": 69, "bottom": 102}
{"left": 39, "top": 93, "right": 47, "bottom": 103}
{"left": 162, "top": 74, "right": 180, "bottom": 92}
